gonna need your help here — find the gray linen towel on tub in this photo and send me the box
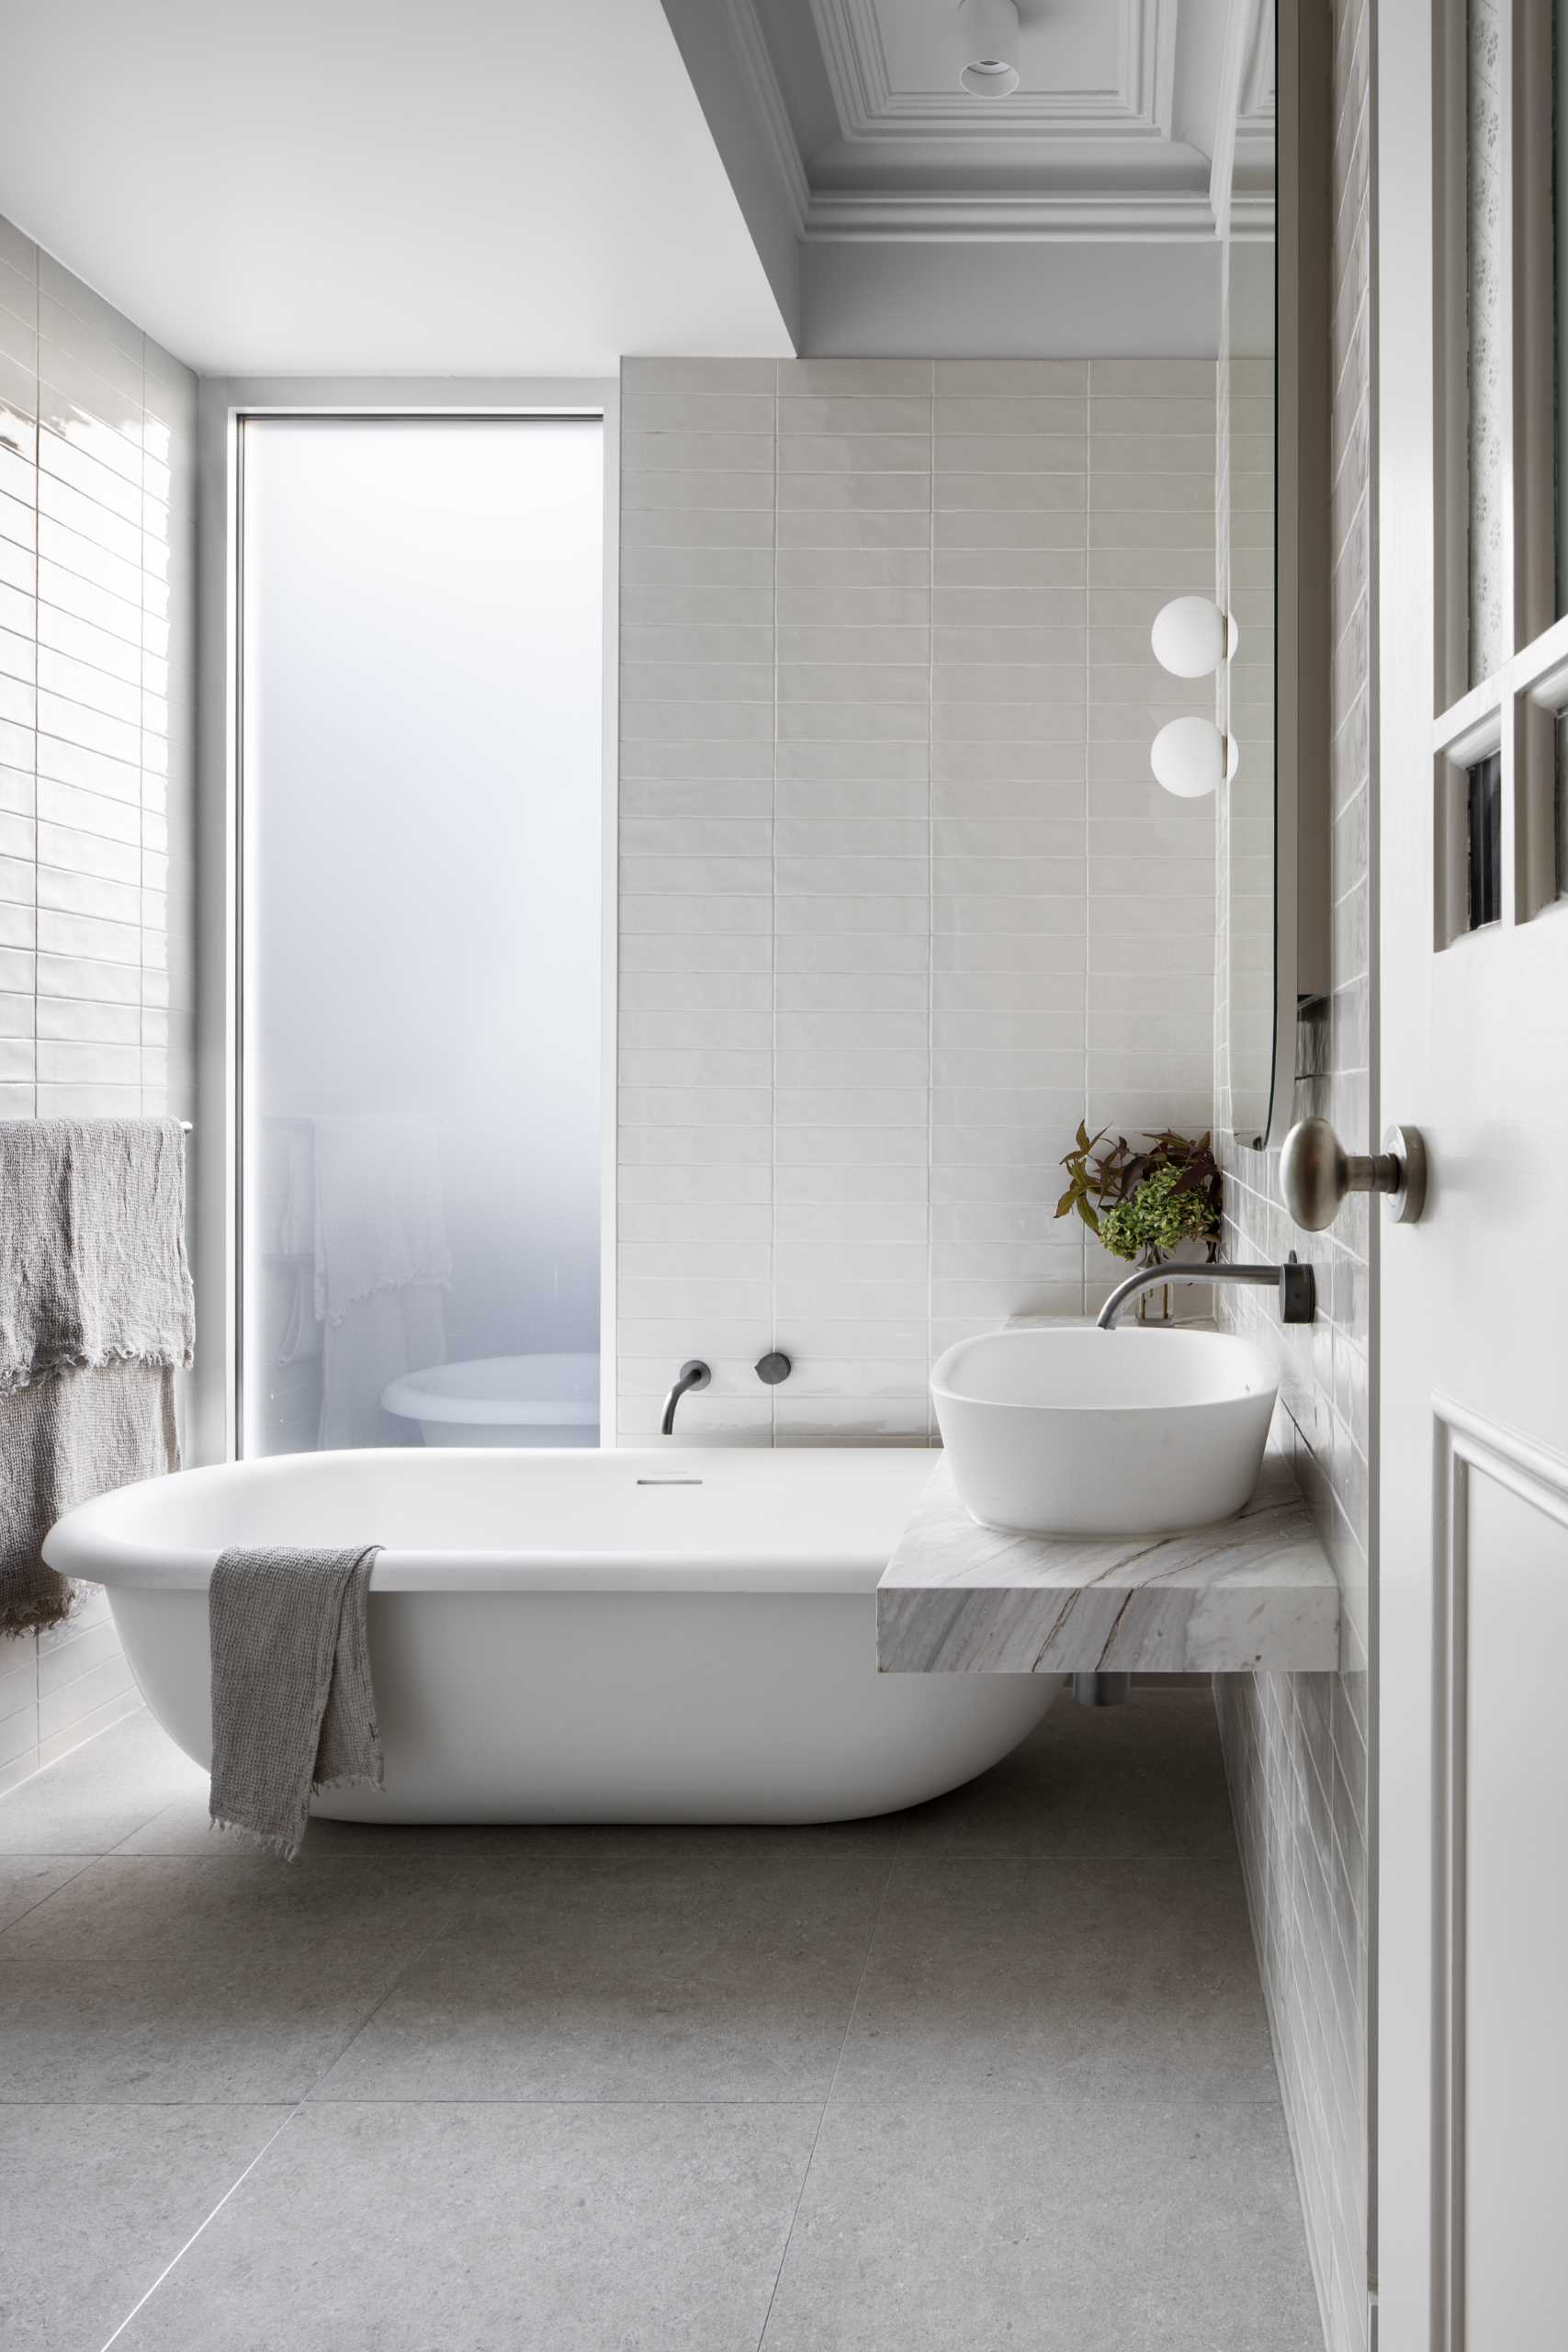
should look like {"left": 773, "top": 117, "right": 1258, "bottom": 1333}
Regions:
{"left": 0, "top": 1117, "right": 194, "bottom": 1635}
{"left": 209, "top": 1545, "right": 384, "bottom": 1860}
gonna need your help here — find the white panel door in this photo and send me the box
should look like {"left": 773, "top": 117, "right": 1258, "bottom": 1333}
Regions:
{"left": 1379, "top": 3, "right": 1568, "bottom": 2346}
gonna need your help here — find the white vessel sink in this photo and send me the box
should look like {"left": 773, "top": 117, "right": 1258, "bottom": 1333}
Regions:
{"left": 930, "top": 1327, "right": 1279, "bottom": 1538}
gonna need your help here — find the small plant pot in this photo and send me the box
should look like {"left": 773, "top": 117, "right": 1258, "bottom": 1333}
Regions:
{"left": 1129, "top": 1241, "right": 1213, "bottom": 1324}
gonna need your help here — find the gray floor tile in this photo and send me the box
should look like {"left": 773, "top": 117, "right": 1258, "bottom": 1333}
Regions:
{"left": 0, "top": 1709, "right": 207, "bottom": 1855}
{"left": 0, "top": 1857, "right": 458, "bottom": 2102}
{"left": 0, "top": 1855, "right": 90, "bottom": 1932}
{"left": 0, "top": 2103, "right": 287, "bottom": 2352}
{"left": 314, "top": 1856, "right": 890, "bottom": 2104}
{"left": 113, "top": 2100, "right": 819, "bottom": 2352}
{"left": 834, "top": 1858, "right": 1276, "bottom": 2101}
{"left": 115, "top": 1790, "right": 557, "bottom": 1860}
{"left": 2, "top": 1707, "right": 1325, "bottom": 2352}
{"left": 120, "top": 1787, "right": 902, "bottom": 1864}
{"left": 757, "top": 2094, "right": 1322, "bottom": 2352}
{"left": 897, "top": 1688, "right": 1237, "bottom": 1861}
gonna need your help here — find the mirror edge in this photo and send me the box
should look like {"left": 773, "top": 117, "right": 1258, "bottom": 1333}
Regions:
{"left": 1255, "top": 0, "right": 1333, "bottom": 1152}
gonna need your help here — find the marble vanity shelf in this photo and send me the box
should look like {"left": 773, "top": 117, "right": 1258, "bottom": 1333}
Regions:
{"left": 876, "top": 1447, "right": 1339, "bottom": 1677}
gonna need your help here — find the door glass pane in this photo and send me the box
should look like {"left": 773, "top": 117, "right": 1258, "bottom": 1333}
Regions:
{"left": 1466, "top": 751, "right": 1503, "bottom": 930}
{"left": 240, "top": 418, "right": 604, "bottom": 1457}
{"left": 1470, "top": 0, "right": 1506, "bottom": 684}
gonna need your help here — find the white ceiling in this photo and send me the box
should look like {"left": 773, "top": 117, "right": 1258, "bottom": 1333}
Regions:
{"left": 0, "top": 0, "right": 795, "bottom": 378}
{"left": 839, "top": 0, "right": 1168, "bottom": 136}
{"left": 750, "top": 0, "right": 1251, "bottom": 238}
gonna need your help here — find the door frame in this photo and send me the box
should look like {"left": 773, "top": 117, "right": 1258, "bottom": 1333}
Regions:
{"left": 191, "top": 379, "right": 621, "bottom": 1465}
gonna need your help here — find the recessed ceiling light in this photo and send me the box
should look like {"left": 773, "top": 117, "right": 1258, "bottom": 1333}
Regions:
{"left": 957, "top": 0, "right": 1021, "bottom": 96}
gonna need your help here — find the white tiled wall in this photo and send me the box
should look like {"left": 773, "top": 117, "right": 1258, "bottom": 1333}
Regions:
{"left": 1213, "top": 5, "right": 1373, "bottom": 2347}
{"left": 0, "top": 209, "right": 197, "bottom": 1789}
{"left": 618, "top": 356, "right": 1216, "bottom": 1444}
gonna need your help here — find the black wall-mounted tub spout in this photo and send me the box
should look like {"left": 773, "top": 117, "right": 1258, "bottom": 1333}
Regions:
{"left": 660, "top": 1360, "right": 711, "bottom": 1435}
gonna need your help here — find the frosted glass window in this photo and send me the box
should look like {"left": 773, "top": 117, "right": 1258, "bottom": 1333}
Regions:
{"left": 239, "top": 418, "right": 604, "bottom": 1457}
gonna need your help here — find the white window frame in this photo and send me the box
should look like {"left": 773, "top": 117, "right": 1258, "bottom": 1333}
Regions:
{"left": 192, "top": 379, "right": 621, "bottom": 1464}
{"left": 1432, "top": 0, "right": 1568, "bottom": 947}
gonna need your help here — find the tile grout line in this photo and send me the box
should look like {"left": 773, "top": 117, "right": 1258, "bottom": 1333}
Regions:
{"left": 0, "top": 1851, "right": 96, "bottom": 1939}
{"left": 751, "top": 1838, "right": 902, "bottom": 2351}
{"left": 29, "top": 241, "right": 40, "bottom": 1122}
{"left": 249, "top": 1854, "right": 479, "bottom": 2099}
{"left": 771, "top": 363, "right": 779, "bottom": 1444}
{"left": 94, "top": 2100, "right": 304, "bottom": 2352}
{"left": 91, "top": 1859, "right": 477, "bottom": 2348}
{"left": 0, "top": 2093, "right": 871, "bottom": 2110}
{"left": 137, "top": 324, "right": 145, "bottom": 1119}
{"left": 1083, "top": 367, "right": 1092, "bottom": 1318}
{"left": 926, "top": 362, "right": 935, "bottom": 1438}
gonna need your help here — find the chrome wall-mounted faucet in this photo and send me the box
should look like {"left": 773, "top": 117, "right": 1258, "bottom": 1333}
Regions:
{"left": 660, "top": 1359, "right": 710, "bottom": 1434}
{"left": 1096, "top": 1257, "right": 1315, "bottom": 1330}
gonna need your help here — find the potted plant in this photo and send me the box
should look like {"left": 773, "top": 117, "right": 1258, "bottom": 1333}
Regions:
{"left": 1055, "top": 1125, "right": 1222, "bottom": 1321}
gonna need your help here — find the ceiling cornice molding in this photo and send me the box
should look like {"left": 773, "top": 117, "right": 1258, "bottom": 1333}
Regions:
{"left": 1146, "top": 0, "right": 1179, "bottom": 137}
{"left": 802, "top": 188, "right": 1220, "bottom": 243}
{"left": 729, "top": 0, "right": 812, "bottom": 237}
{"left": 808, "top": 0, "right": 1179, "bottom": 143}
{"left": 1237, "top": 0, "right": 1277, "bottom": 133}
{"left": 1227, "top": 191, "right": 1276, "bottom": 243}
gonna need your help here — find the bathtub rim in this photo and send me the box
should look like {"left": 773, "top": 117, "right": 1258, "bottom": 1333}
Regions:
{"left": 43, "top": 1444, "right": 942, "bottom": 1598}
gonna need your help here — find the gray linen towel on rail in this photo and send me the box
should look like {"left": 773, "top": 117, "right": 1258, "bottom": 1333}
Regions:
{"left": 209, "top": 1545, "right": 383, "bottom": 1860}
{"left": 0, "top": 1117, "right": 194, "bottom": 1635}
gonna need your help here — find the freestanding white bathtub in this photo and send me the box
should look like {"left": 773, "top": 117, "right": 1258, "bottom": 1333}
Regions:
{"left": 44, "top": 1448, "right": 1059, "bottom": 1824}
{"left": 380, "top": 1352, "right": 600, "bottom": 1449}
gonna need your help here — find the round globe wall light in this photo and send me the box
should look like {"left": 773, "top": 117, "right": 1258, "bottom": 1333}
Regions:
{"left": 1150, "top": 595, "right": 1238, "bottom": 678}
{"left": 958, "top": 0, "right": 1021, "bottom": 95}
{"left": 1150, "top": 716, "right": 1237, "bottom": 799}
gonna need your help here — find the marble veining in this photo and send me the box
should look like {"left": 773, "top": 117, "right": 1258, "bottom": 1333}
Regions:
{"left": 876, "top": 1449, "right": 1339, "bottom": 1676}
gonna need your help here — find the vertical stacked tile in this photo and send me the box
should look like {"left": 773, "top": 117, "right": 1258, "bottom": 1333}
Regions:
{"left": 1213, "top": 3, "right": 1374, "bottom": 2345}
{"left": 1085, "top": 361, "right": 1219, "bottom": 1312}
{"left": 930, "top": 362, "right": 1089, "bottom": 1366}
{"left": 0, "top": 209, "right": 197, "bottom": 1788}
{"left": 618, "top": 361, "right": 777, "bottom": 1442}
{"left": 141, "top": 339, "right": 198, "bottom": 1133}
{"left": 770, "top": 360, "right": 932, "bottom": 1445}
{"left": 619, "top": 353, "right": 1221, "bottom": 1442}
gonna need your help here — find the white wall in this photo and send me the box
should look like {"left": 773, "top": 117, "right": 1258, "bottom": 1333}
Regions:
{"left": 616, "top": 353, "right": 1217, "bottom": 1444}
{"left": 0, "top": 209, "right": 197, "bottom": 1785}
{"left": 801, "top": 243, "right": 1224, "bottom": 360}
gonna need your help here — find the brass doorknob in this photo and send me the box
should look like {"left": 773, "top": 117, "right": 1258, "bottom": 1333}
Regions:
{"left": 1280, "top": 1116, "right": 1427, "bottom": 1230}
